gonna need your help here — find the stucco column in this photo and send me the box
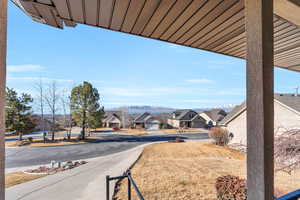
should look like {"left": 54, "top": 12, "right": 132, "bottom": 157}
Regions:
{"left": 245, "top": 0, "right": 274, "bottom": 199}
{"left": 0, "top": 0, "right": 7, "bottom": 199}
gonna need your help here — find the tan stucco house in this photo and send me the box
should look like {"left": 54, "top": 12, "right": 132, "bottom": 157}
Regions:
{"left": 200, "top": 109, "right": 227, "bottom": 126}
{"left": 220, "top": 94, "right": 300, "bottom": 145}
{"left": 167, "top": 109, "right": 206, "bottom": 128}
{"left": 103, "top": 112, "right": 122, "bottom": 128}
{"left": 133, "top": 112, "right": 161, "bottom": 130}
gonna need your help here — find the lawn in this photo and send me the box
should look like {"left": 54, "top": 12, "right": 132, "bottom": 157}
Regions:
{"left": 119, "top": 129, "right": 148, "bottom": 135}
{"left": 160, "top": 128, "right": 207, "bottom": 134}
{"left": 5, "top": 172, "right": 47, "bottom": 188}
{"left": 114, "top": 142, "right": 300, "bottom": 200}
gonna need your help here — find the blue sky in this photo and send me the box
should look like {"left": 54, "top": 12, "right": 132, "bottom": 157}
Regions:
{"left": 7, "top": 1, "right": 300, "bottom": 110}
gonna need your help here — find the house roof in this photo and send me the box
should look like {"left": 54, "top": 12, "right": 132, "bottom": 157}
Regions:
{"left": 220, "top": 93, "right": 300, "bottom": 125}
{"left": 203, "top": 109, "right": 227, "bottom": 122}
{"left": 133, "top": 112, "right": 152, "bottom": 123}
{"left": 12, "top": 0, "right": 300, "bottom": 72}
{"left": 103, "top": 112, "right": 121, "bottom": 123}
{"left": 172, "top": 109, "right": 198, "bottom": 120}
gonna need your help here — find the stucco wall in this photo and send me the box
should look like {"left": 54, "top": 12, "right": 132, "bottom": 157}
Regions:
{"left": 167, "top": 119, "right": 180, "bottom": 128}
{"left": 226, "top": 100, "right": 300, "bottom": 145}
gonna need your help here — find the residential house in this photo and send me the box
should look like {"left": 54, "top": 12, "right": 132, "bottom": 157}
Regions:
{"left": 167, "top": 109, "right": 206, "bottom": 128}
{"left": 220, "top": 94, "right": 300, "bottom": 145}
{"left": 103, "top": 112, "right": 122, "bottom": 128}
{"left": 200, "top": 109, "right": 227, "bottom": 126}
{"left": 133, "top": 112, "right": 161, "bottom": 130}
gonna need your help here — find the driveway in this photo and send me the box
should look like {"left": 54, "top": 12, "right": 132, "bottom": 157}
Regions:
{"left": 6, "top": 144, "right": 145, "bottom": 200}
{"left": 6, "top": 132, "right": 209, "bottom": 170}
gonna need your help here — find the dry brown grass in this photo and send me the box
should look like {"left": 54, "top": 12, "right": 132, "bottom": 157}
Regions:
{"left": 160, "top": 128, "right": 206, "bottom": 134}
{"left": 5, "top": 172, "right": 47, "bottom": 188}
{"left": 120, "top": 129, "right": 148, "bottom": 135}
{"left": 5, "top": 136, "right": 102, "bottom": 147}
{"left": 114, "top": 142, "right": 300, "bottom": 200}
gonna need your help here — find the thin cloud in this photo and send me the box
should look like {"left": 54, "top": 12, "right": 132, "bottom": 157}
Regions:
{"left": 7, "top": 76, "right": 73, "bottom": 83}
{"left": 8, "top": 64, "right": 45, "bottom": 72}
{"left": 186, "top": 79, "right": 214, "bottom": 84}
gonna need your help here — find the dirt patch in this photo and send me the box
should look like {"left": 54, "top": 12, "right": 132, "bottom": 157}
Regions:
{"left": 5, "top": 172, "right": 47, "bottom": 188}
{"left": 114, "top": 142, "right": 300, "bottom": 200}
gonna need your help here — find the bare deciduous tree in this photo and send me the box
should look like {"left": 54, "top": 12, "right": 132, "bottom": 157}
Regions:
{"left": 275, "top": 128, "right": 300, "bottom": 174}
{"left": 44, "top": 81, "right": 60, "bottom": 141}
{"left": 61, "top": 88, "right": 73, "bottom": 140}
{"left": 34, "top": 79, "right": 47, "bottom": 142}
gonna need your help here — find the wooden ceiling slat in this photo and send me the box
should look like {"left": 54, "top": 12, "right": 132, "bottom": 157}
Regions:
{"left": 191, "top": 11, "right": 244, "bottom": 48}
{"left": 274, "top": 21, "right": 292, "bottom": 33}
{"left": 275, "top": 43, "right": 300, "bottom": 55}
{"left": 276, "top": 38, "right": 300, "bottom": 50}
{"left": 159, "top": 0, "right": 207, "bottom": 41}
{"left": 110, "top": 0, "right": 131, "bottom": 30}
{"left": 121, "top": 0, "right": 146, "bottom": 33}
{"left": 98, "top": 0, "right": 115, "bottom": 28}
{"left": 36, "top": 0, "right": 52, "bottom": 5}
{"left": 212, "top": 32, "right": 245, "bottom": 51}
{"left": 274, "top": 32, "right": 300, "bottom": 46}
{"left": 204, "top": 24, "right": 245, "bottom": 50}
{"left": 52, "top": 0, "right": 71, "bottom": 19}
{"left": 178, "top": 0, "right": 239, "bottom": 44}
{"left": 222, "top": 43, "right": 245, "bottom": 55}
{"left": 275, "top": 50, "right": 300, "bottom": 60}
{"left": 130, "top": 0, "right": 161, "bottom": 35}
{"left": 68, "top": 0, "right": 84, "bottom": 23}
{"left": 184, "top": 0, "right": 243, "bottom": 46}
{"left": 34, "top": 3, "right": 59, "bottom": 27}
{"left": 218, "top": 38, "right": 246, "bottom": 53}
{"left": 84, "top": 0, "right": 98, "bottom": 26}
{"left": 142, "top": 0, "right": 177, "bottom": 37}
{"left": 196, "top": 17, "right": 245, "bottom": 49}
{"left": 19, "top": 1, "right": 40, "bottom": 17}
{"left": 168, "top": 0, "right": 224, "bottom": 43}
{"left": 274, "top": 23, "right": 296, "bottom": 35}
{"left": 275, "top": 46, "right": 300, "bottom": 57}
{"left": 275, "top": 53, "right": 300, "bottom": 62}
{"left": 151, "top": 0, "right": 193, "bottom": 38}
{"left": 275, "top": 27, "right": 300, "bottom": 41}
{"left": 234, "top": 50, "right": 246, "bottom": 58}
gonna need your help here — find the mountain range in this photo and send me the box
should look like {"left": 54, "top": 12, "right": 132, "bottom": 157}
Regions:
{"left": 107, "top": 105, "right": 235, "bottom": 114}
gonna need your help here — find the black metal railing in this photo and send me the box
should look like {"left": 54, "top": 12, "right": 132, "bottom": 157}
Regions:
{"left": 277, "top": 189, "right": 300, "bottom": 200}
{"left": 106, "top": 170, "right": 145, "bottom": 200}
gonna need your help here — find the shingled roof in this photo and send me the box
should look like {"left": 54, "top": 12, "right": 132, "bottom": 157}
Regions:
{"left": 203, "top": 109, "right": 227, "bottom": 122}
{"left": 220, "top": 93, "right": 300, "bottom": 125}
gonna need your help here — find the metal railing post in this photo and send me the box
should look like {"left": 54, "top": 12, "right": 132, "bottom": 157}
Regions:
{"left": 128, "top": 173, "right": 131, "bottom": 200}
{"left": 106, "top": 175, "right": 110, "bottom": 200}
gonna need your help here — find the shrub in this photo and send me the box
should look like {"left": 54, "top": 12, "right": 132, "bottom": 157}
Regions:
{"left": 27, "top": 137, "right": 33, "bottom": 142}
{"left": 168, "top": 137, "right": 185, "bottom": 143}
{"left": 215, "top": 175, "right": 247, "bottom": 200}
{"left": 209, "top": 127, "right": 229, "bottom": 146}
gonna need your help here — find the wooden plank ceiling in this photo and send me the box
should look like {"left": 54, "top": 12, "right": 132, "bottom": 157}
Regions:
{"left": 13, "top": 0, "right": 300, "bottom": 72}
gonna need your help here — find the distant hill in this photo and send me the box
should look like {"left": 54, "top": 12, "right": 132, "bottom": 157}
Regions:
{"left": 107, "top": 104, "right": 236, "bottom": 114}
{"left": 107, "top": 106, "right": 176, "bottom": 114}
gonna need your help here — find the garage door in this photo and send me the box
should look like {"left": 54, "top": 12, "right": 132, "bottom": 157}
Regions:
{"left": 147, "top": 123, "right": 159, "bottom": 130}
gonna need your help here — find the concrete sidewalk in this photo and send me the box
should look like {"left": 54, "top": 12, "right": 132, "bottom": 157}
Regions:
{"left": 6, "top": 144, "right": 146, "bottom": 200}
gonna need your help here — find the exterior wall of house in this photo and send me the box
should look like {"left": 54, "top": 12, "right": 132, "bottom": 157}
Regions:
{"left": 167, "top": 119, "right": 180, "bottom": 128}
{"left": 226, "top": 101, "right": 300, "bottom": 145}
{"left": 199, "top": 113, "right": 215, "bottom": 125}
{"left": 191, "top": 119, "right": 206, "bottom": 128}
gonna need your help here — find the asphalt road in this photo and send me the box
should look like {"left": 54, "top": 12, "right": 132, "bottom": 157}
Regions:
{"left": 6, "top": 132, "right": 209, "bottom": 169}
